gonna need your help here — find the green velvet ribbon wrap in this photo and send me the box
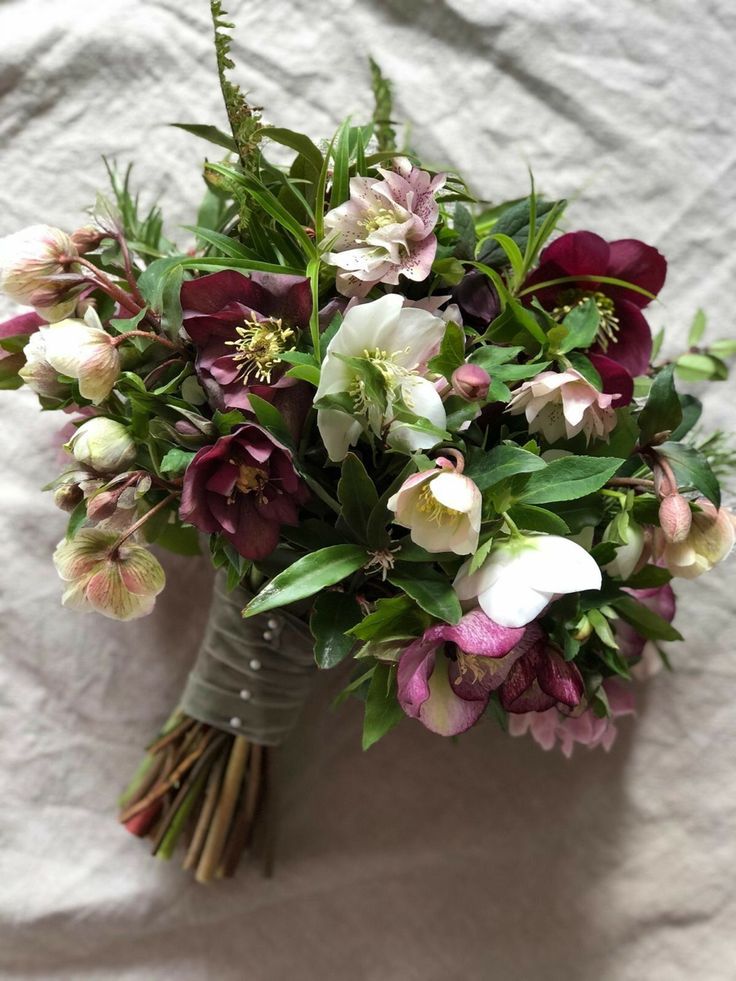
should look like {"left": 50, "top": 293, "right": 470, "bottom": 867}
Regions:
{"left": 180, "top": 572, "right": 316, "bottom": 746}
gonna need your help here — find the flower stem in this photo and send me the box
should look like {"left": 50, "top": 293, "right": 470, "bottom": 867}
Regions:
{"left": 606, "top": 477, "right": 655, "bottom": 490}
{"left": 502, "top": 511, "right": 522, "bottom": 537}
{"left": 112, "top": 492, "right": 177, "bottom": 553}
{"left": 111, "top": 329, "right": 181, "bottom": 352}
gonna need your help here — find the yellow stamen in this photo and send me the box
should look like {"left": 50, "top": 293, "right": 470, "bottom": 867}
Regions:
{"left": 225, "top": 317, "right": 295, "bottom": 384}
{"left": 416, "top": 481, "right": 462, "bottom": 524}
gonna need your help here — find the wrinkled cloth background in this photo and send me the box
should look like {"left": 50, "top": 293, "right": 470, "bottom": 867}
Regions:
{"left": 1, "top": 1, "right": 736, "bottom": 978}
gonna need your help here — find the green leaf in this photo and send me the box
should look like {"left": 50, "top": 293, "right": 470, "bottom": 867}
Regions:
{"left": 453, "top": 202, "right": 476, "bottom": 260}
{"left": 485, "top": 298, "right": 547, "bottom": 347}
{"left": 669, "top": 395, "right": 702, "bottom": 440}
{"left": 171, "top": 122, "right": 237, "bottom": 152}
{"left": 612, "top": 594, "right": 683, "bottom": 642}
{"left": 465, "top": 443, "right": 546, "bottom": 492}
{"left": 388, "top": 567, "right": 462, "bottom": 624}
{"left": 243, "top": 544, "right": 368, "bottom": 616}
{"left": 519, "top": 456, "right": 624, "bottom": 505}
{"left": 556, "top": 298, "right": 600, "bottom": 353}
{"left": 688, "top": 308, "right": 707, "bottom": 346}
{"left": 362, "top": 662, "right": 404, "bottom": 750}
{"left": 637, "top": 365, "right": 682, "bottom": 445}
{"left": 182, "top": 226, "right": 259, "bottom": 260}
{"left": 565, "top": 352, "right": 602, "bottom": 389}
{"left": 507, "top": 503, "right": 571, "bottom": 535}
{"left": 655, "top": 442, "right": 721, "bottom": 507}
{"left": 154, "top": 521, "right": 201, "bottom": 556}
{"left": 310, "top": 591, "right": 361, "bottom": 668}
{"left": 369, "top": 57, "right": 396, "bottom": 152}
{"left": 260, "top": 126, "right": 323, "bottom": 178}
{"left": 285, "top": 363, "right": 321, "bottom": 386}
{"left": 623, "top": 565, "right": 672, "bottom": 589}
{"left": 247, "top": 394, "right": 294, "bottom": 450}
{"left": 349, "top": 594, "right": 428, "bottom": 642}
{"left": 709, "top": 338, "right": 736, "bottom": 359}
{"left": 137, "top": 258, "right": 183, "bottom": 337}
{"left": 427, "top": 321, "right": 466, "bottom": 381}
{"left": 66, "top": 498, "right": 88, "bottom": 539}
{"left": 0, "top": 353, "right": 24, "bottom": 390}
{"left": 160, "top": 447, "right": 197, "bottom": 476}
{"left": 476, "top": 198, "right": 560, "bottom": 268}
{"left": 675, "top": 353, "right": 728, "bottom": 382}
{"left": 337, "top": 453, "right": 379, "bottom": 544}
{"left": 330, "top": 118, "right": 352, "bottom": 209}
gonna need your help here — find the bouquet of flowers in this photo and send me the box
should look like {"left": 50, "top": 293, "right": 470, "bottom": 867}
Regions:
{"left": 1, "top": 4, "right": 734, "bottom": 884}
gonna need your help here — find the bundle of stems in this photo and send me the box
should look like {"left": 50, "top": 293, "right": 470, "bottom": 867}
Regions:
{"left": 118, "top": 711, "right": 273, "bottom": 883}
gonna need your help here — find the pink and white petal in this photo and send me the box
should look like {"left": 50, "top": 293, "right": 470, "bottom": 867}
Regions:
{"left": 417, "top": 653, "right": 488, "bottom": 736}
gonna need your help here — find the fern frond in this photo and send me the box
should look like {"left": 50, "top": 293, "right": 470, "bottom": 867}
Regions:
{"left": 369, "top": 57, "right": 396, "bottom": 152}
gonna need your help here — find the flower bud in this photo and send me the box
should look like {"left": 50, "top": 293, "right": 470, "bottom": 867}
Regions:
{"left": 41, "top": 307, "right": 120, "bottom": 404}
{"left": 67, "top": 417, "right": 136, "bottom": 472}
{"left": 86, "top": 488, "right": 123, "bottom": 521}
{"left": 655, "top": 498, "right": 735, "bottom": 579}
{"left": 70, "top": 226, "right": 106, "bottom": 254}
{"left": 451, "top": 363, "right": 491, "bottom": 402}
{"left": 658, "top": 493, "right": 692, "bottom": 544}
{"left": 53, "top": 482, "right": 84, "bottom": 512}
{"left": 18, "top": 330, "right": 67, "bottom": 399}
{"left": 603, "top": 514, "right": 645, "bottom": 580}
{"left": 0, "top": 224, "right": 80, "bottom": 321}
{"left": 53, "top": 528, "right": 165, "bottom": 620}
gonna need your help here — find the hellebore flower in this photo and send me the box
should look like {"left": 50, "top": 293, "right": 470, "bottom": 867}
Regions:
{"left": 19, "top": 329, "right": 68, "bottom": 399}
{"left": 323, "top": 157, "right": 445, "bottom": 297}
{"left": 658, "top": 493, "right": 693, "bottom": 544}
{"left": 180, "top": 423, "right": 308, "bottom": 560}
{"left": 451, "top": 270, "right": 500, "bottom": 329}
{"left": 0, "top": 224, "right": 81, "bottom": 321}
{"left": 314, "top": 293, "right": 447, "bottom": 461}
{"left": 67, "top": 417, "right": 137, "bottom": 472}
{"left": 53, "top": 529, "right": 165, "bottom": 621}
{"left": 523, "top": 230, "right": 667, "bottom": 377}
{"left": 616, "top": 584, "right": 676, "bottom": 663}
{"left": 181, "top": 270, "right": 312, "bottom": 411}
{"left": 38, "top": 308, "right": 121, "bottom": 404}
{"left": 653, "top": 498, "right": 735, "bottom": 579}
{"left": 506, "top": 367, "right": 618, "bottom": 444}
{"left": 388, "top": 454, "right": 482, "bottom": 555}
{"left": 497, "top": 626, "right": 585, "bottom": 713}
{"left": 508, "top": 678, "right": 635, "bottom": 756}
{"left": 454, "top": 534, "right": 602, "bottom": 628}
{"left": 396, "top": 609, "right": 527, "bottom": 736}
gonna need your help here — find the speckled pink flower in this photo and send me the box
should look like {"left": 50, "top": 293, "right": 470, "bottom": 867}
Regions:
{"left": 506, "top": 368, "right": 618, "bottom": 444}
{"left": 323, "top": 157, "right": 445, "bottom": 297}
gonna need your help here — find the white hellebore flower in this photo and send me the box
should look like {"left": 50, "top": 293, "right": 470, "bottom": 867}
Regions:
{"left": 454, "top": 534, "right": 602, "bottom": 628}
{"left": 314, "top": 293, "right": 447, "bottom": 461}
{"left": 67, "top": 417, "right": 136, "bottom": 473}
{"left": 18, "top": 330, "right": 67, "bottom": 398}
{"left": 506, "top": 368, "right": 617, "bottom": 444}
{"left": 388, "top": 454, "right": 481, "bottom": 555}
{"left": 41, "top": 307, "right": 121, "bottom": 404}
{"left": 0, "top": 224, "right": 80, "bottom": 321}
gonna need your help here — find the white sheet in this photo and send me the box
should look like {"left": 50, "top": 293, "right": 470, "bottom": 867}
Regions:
{"left": 1, "top": 1, "right": 736, "bottom": 978}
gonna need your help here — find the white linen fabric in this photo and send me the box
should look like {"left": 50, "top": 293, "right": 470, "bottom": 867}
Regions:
{"left": 1, "top": 1, "right": 735, "bottom": 978}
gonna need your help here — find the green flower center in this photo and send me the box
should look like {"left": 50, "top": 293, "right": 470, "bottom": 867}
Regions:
{"left": 360, "top": 207, "right": 401, "bottom": 235}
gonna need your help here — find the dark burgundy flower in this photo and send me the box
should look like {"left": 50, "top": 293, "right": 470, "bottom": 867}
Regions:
{"left": 524, "top": 230, "right": 667, "bottom": 377}
{"left": 181, "top": 270, "right": 312, "bottom": 411}
{"left": 499, "top": 626, "right": 584, "bottom": 713}
{"left": 451, "top": 270, "right": 500, "bottom": 329}
{"left": 180, "top": 423, "right": 309, "bottom": 560}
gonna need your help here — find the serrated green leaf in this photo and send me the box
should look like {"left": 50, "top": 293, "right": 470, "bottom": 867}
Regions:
{"left": 159, "top": 447, "right": 197, "bottom": 476}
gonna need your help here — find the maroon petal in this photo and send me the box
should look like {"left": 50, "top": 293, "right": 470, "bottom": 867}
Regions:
{"left": 204, "top": 462, "right": 239, "bottom": 496}
{"left": 597, "top": 299, "right": 653, "bottom": 377}
{"left": 250, "top": 272, "right": 312, "bottom": 327}
{"left": 589, "top": 354, "right": 634, "bottom": 407}
{"left": 208, "top": 492, "right": 239, "bottom": 535}
{"left": 228, "top": 498, "right": 280, "bottom": 559}
{"left": 536, "top": 649, "right": 584, "bottom": 708}
{"left": 538, "top": 230, "right": 611, "bottom": 278}
{"left": 181, "top": 270, "right": 270, "bottom": 316}
{"left": 606, "top": 240, "right": 667, "bottom": 308}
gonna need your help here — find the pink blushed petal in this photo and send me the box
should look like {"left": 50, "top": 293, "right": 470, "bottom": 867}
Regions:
{"left": 417, "top": 654, "right": 488, "bottom": 737}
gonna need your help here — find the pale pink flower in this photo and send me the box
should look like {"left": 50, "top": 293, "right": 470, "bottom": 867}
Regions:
{"left": 654, "top": 497, "right": 735, "bottom": 579}
{"left": 388, "top": 454, "right": 482, "bottom": 555}
{"left": 508, "top": 679, "right": 635, "bottom": 757}
{"left": 40, "top": 307, "right": 121, "bottom": 404}
{"left": 0, "top": 224, "right": 80, "bottom": 321}
{"left": 323, "top": 157, "right": 445, "bottom": 297}
{"left": 53, "top": 528, "right": 165, "bottom": 621}
{"left": 506, "top": 368, "right": 618, "bottom": 443}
